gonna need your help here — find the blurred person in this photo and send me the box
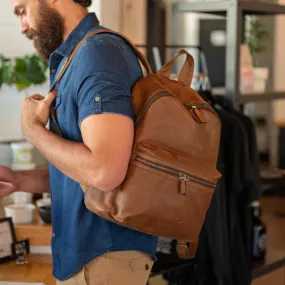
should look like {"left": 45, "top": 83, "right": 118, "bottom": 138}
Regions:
{"left": 0, "top": 0, "right": 157, "bottom": 284}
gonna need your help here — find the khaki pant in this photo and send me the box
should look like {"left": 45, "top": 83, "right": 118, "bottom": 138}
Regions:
{"left": 56, "top": 251, "right": 154, "bottom": 285}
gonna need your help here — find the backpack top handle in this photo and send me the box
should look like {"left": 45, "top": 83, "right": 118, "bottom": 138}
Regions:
{"left": 158, "top": 49, "right": 194, "bottom": 87}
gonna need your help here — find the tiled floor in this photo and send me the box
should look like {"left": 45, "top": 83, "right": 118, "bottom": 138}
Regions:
{"left": 149, "top": 196, "right": 285, "bottom": 285}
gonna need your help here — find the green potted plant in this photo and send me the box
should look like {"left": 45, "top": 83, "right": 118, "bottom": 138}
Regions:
{"left": 0, "top": 54, "right": 48, "bottom": 96}
{"left": 245, "top": 16, "right": 269, "bottom": 92}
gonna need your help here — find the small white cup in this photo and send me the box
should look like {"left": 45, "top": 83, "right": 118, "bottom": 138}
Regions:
{"left": 12, "top": 192, "right": 33, "bottom": 205}
{"left": 36, "top": 198, "right": 51, "bottom": 208}
{"left": 4, "top": 204, "right": 35, "bottom": 224}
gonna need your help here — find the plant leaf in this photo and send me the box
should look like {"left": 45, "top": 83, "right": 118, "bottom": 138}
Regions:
{"left": 0, "top": 53, "right": 48, "bottom": 90}
{"left": 2, "top": 63, "right": 14, "bottom": 85}
{"left": 26, "top": 55, "right": 48, "bottom": 85}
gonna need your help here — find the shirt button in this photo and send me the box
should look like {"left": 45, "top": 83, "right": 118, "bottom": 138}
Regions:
{"left": 52, "top": 233, "right": 56, "bottom": 238}
{"left": 51, "top": 69, "right": 56, "bottom": 73}
{"left": 95, "top": 96, "right": 100, "bottom": 102}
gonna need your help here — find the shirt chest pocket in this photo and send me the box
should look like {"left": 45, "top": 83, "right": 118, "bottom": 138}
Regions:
{"left": 53, "top": 93, "right": 68, "bottom": 137}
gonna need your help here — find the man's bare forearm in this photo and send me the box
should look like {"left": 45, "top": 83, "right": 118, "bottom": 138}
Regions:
{"left": 27, "top": 125, "right": 103, "bottom": 188}
{"left": 16, "top": 168, "right": 50, "bottom": 194}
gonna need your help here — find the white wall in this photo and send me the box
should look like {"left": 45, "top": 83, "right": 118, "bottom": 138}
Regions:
{"left": 0, "top": 0, "right": 34, "bottom": 57}
{"left": 0, "top": 1, "right": 48, "bottom": 143}
{"left": 89, "top": 0, "right": 101, "bottom": 20}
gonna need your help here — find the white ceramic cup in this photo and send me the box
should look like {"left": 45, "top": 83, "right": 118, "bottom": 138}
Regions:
{"left": 4, "top": 204, "right": 35, "bottom": 224}
{"left": 36, "top": 198, "right": 51, "bottom": 208}
{"left": 12, "top": 192, "right": 33, "bottom": 205}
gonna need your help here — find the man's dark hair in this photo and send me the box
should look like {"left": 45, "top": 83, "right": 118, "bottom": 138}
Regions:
{"left": 73, "top": 0, "right": 92, "bottom": 7}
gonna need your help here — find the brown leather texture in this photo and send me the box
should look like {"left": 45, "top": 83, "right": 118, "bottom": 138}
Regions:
{"left": 50, "top": 30, "right": 222, "bottom": 260}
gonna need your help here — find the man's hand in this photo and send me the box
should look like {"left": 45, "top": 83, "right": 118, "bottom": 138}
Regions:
{"left": 0, "top": 165, "right": 18, "bottom": 197}
{"left": 21, "top": 90, "right": 57, "bottom": 141}
{"left": 0, "top": 166, "right": 50, "bottom": 197}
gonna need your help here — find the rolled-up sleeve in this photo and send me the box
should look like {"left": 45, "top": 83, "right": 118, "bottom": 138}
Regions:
{"left": 74, "top": 37, "right": 134, "bottom": 127}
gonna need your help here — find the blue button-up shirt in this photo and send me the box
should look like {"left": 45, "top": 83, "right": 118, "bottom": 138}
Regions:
{"left": 48, "top": 13, "right": 157, "bottom": 281}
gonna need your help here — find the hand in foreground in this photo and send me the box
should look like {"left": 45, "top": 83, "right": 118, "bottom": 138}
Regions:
{"left": 20, "top": 90, "right": 57, "bottom": 141}
{"left": 0, "top": 165, "right": 18, "bottom": 197}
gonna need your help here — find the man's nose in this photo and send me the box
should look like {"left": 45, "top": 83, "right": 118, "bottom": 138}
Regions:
{"left": 20, "top": 19, "right": 29, "bottom": 34}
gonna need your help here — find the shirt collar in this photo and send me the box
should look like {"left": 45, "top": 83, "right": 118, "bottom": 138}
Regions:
{"left": 53, "top": 13, "right": 99, "bottom": 58}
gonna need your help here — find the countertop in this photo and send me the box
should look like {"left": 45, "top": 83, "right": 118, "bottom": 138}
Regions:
{"left": 0, "top": 255, "right": 55, "bottom": 285}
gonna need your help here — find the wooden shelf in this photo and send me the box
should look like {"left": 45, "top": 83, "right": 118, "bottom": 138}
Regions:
{"left": 238, "top": 91, "right": 285, "bottom": 103}
{"left": 0, "top": 137, "right": 25, "bottom": 144}
{"left": 14, "top": 210, "right": 52, "bottom": 246}
{"left": 173, "top": 1, "right": 285, "bottom": 16}
{"left": 240, "top": 1, "right": 285, "bottom": 15}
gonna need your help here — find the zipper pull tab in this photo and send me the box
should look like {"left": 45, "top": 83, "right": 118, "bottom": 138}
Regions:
{"left": 189, "top": 104, "right": 207, "bottom": 124}
{"left": 179, "top": 173, "right": 189, "bottom": 195}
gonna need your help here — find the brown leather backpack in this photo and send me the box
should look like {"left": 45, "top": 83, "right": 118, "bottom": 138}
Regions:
{"left": 50, "top": 30, "right": 222, "bottom": 259}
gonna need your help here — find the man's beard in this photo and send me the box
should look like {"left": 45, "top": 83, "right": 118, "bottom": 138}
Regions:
{"left": 26, "top": 1, "right": 65, "bottom": 60}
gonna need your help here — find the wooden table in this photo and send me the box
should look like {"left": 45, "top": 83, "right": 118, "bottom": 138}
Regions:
{"left": 0, "top": 254, "right": 55, "bottom": 285}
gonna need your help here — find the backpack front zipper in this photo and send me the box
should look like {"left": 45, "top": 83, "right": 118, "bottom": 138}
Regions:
{"left": 185, "top": 102, "right": 216, "bottom": 113}
{"left": 135, "top": 92, "right": 219, "bottom": 127}
{"left": 185, "top": 103, "right": 217, "bottom": 124}
{"left": 134, "top": 156, "right": 216, "bottom": 195}
{"left": 135, "top": 91, "right": 173, "bottom": 128}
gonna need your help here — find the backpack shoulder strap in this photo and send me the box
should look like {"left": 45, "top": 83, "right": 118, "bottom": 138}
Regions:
{"left": 49, "top": 29, "right": 153, "bottom": 138}
{"left": 49, "top": 29, "right": 152, "bottom": 92}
